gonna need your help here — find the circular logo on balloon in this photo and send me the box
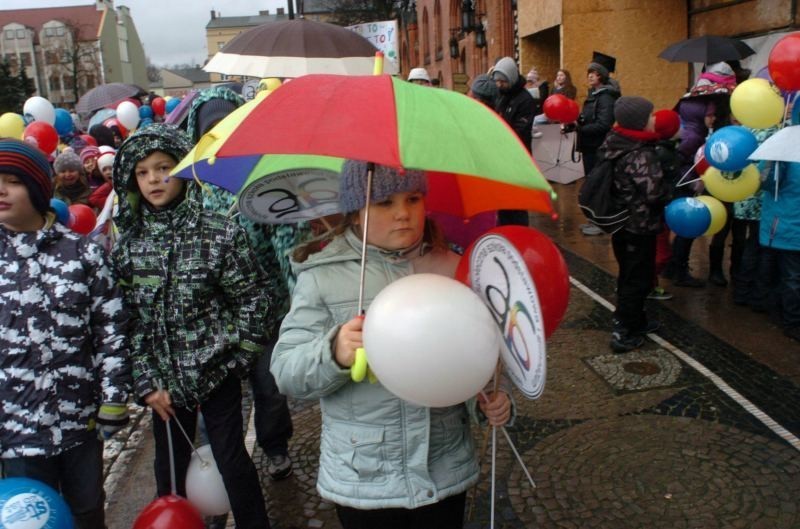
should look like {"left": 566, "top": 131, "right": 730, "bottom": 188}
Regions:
{"left": 238, "top": 169, "right": 340, "bottom": 224}
{"left": 469, "top": 234, "right": 547, "bottom": 399}
{"left": 1, "top": 492, "right": 51, "bottom": 529}
{"left": 708, "top": 141, "right": 730, "bottom": 165}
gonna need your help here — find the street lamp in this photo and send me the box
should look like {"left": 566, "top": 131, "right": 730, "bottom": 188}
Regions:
{"left": 461, "top": 0, "right": 474, "bottom": 34}
{"left": 449, "top": 35, "right": 460, "bottom": 58}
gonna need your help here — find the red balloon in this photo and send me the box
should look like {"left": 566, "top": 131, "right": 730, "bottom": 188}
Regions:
{"left": 67, "top": 204, "right": 96, "bottom": 235}
{"left": 543, "top": 94, "right": 580, "bottom": 124}
{"left": 80, "top": 134, "right": 97, "bottom": 147}
{"left": 132, "top": 495, "right": 204, "bottom": 529}
{"left": 768, "top": 32, "right": 800, "bottom": 92}
{"left": 695, "top": 155, "right": 710, "bottom": 176}
{"left": 456, "top": 226, "right": 570, "bottom": 339}
{"left": 102, "top": 117, "right": 128, "bottom": 138}
{"left": 151, "top": 97, "right": 166, "bottom": 117}
{"left": 23, "top": 121, "right": 59, "bottom": 155}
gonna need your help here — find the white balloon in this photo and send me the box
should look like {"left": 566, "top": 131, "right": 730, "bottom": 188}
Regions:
{"left": 23, "top": 96, "right": 55, "bottom": 125}
{"left": 116, "top": 100, "right": 140, "bottom": 131}
{"left": 185, "top": 444, "right": 230, "bottom": 516}
{"left": 363, "top": 273, "right": 500, "bottom": 407}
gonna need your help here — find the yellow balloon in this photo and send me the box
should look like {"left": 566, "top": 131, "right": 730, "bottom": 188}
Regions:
{"left": 695, "top": 195, "right": 728, "bottom": 236}
{"left": 164, "top": 96, "right": 173, "bottom": 102}
{"left": 702, "top": 164, "right": 761, "bottom": 203}
{"left": 731, "top": 78, "right": 785, "bottom": 129}
{"left": 258, "top": 78, "right": 282, "bottom": 93}
{"left": 0, "top": 112, "right": 25, "bottom": 139}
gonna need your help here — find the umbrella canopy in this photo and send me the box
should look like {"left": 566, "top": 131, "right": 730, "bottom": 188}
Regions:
{"left": 203, "top": 18, "right": 397, "bottom": 77}
{"left": 749, "top": 125, "right": 800, "bottom": 163}
{"left": 659, "top": 35, "right": 755, "bottom": 64}
{"left": 202, "top": 74, "right": 554, "bottom": 221}
{"left": 76, "top": 83, "right": 144, "bottom": 114}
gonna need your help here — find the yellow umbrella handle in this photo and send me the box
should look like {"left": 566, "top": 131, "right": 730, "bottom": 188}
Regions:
{"left": 351, "top": 347, "right": 368, "bottom": 382}
{"left": 373, "top": 52, "right": 384, "bottom": 76}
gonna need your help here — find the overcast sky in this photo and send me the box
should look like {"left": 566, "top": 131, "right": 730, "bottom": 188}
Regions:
{"left": 3, "top": 0, "right": 287, "bottom": 66}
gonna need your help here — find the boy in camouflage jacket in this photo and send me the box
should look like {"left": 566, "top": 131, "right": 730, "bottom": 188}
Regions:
{"left": 0, "top": 138, "right": 132, "bottom": 529}
{"left": 110, "top": 124, "right": 271, "bottom": 529}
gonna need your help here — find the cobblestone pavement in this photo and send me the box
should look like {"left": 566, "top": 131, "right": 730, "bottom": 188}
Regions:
{"left": 245, "top": 249, "right": 800, "bottom": 529}
{"left": 105, "top": 187, "right": 800, "bottom": 527}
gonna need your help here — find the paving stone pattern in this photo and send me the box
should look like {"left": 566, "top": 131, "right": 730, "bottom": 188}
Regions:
{"left": 245, "top": 251, "right": 800, "bottom": 528}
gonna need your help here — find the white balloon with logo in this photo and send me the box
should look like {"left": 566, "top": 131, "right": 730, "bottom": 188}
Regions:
{"left": 363, "top": 273, "right": 500, "bottom": 407}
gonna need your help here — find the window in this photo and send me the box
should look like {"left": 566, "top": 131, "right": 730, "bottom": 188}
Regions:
{"left": 45, "top": 28, "right": 54, "bottom": 37}
{"left": 49, "top": 76, "right": 61, "bottom": 91}
{"left": 56, "top": 26, "right": 65, "bottom": 36}
{"left": 434, "top": 0, "right": 442, "bottom": 61}
{"left": 4, "top": 30, "right": 14, "bottom": 40}
{"left": 119, "top": 38, "right": 129, "bottom": 62}
{"left": 16, "top": 29, "right": 25, "bottom": 39}
{"left": 63, "top": 75, "right": 74, "bottom": 90}
{"left": 45, "top": 50, "right": 60, "bottom": 65}
{"left": 20, "top": 52, "right": 31, "bottom": 66}
{"left": 217, "top": 41, "right": 225, "bottom": 50}
{"left": 422, "top": 7, "right": 430, "bottom": 65}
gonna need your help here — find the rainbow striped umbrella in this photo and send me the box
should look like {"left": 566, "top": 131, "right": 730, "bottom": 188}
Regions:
{"left": 207, "top": 74, "right": 555, "bottom": 222}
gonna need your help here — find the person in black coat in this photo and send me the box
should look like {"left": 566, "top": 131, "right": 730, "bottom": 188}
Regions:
{"left": 492, "top": 57, "right": 536, "bottom": 226}
{"left": 577, "top": 61, "right": 621, "bottom": 175}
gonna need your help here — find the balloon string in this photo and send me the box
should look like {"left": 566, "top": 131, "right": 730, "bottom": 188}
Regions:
{"left": 479, "top": 389, "right": 536, "bottom": 489}
{"left": 171, "top": 410, "right": 207, "bottom": 465}
{"left": 490, "top": 425, "right": 496, "bottom": 529}
{"left": 156, "top": 380, "right": 177, "bottom": 496}
{"left": 676, "top": 158, "right": 702, "bottom": 188}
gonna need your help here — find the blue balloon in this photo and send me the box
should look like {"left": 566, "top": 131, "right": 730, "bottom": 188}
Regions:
{"left": 53, "top": 108, "right": 73, "bottom": 136}
{"left": 792, "top": 99, "right": 800, "bottom": 126}
{"left": 704, "top": 126, "right": 758, "bottom": 172}
{"left": 50, "top": 198, "right": 70, "bottom": 224}
{"left": 0, "top": 477, "right": 74, "bottom": 529}
{"left": 665, "top": 197, "right": 712, "bottom": 238}
{"left": 139, "top": 117, "right": 154, "bottom": 128}
{"left": 139, "top": 105, "right": 154, "bottom": 119}
{"left": 165, "top": 97, "right": 181, "bottom": 114}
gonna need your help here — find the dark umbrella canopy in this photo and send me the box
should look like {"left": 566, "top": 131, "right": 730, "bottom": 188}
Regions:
{"left": 76, "top": 83, "right": 144, "bottom": 114}
{"left": 659, "top": 35, "right": 755, "bottom": 64}
{"left": 203, "top": 18, "right": 396, "bottom": 77}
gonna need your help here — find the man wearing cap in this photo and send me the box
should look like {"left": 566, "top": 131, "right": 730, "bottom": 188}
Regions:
{"left": 490, "top": 57, "right": 537, "bottom": 226}
{"left": 600, "top": 96, "right": 668, "bottom": 352}
{"left": 407, "top": 67, "right": 432, "bottom": 86}
{"left": 576, "top": 59, "right": 622, "bottom": 235}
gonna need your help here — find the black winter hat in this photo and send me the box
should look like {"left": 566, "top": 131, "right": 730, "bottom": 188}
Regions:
{"left": 614, "top": 96, "right": 654, "bottom": 131}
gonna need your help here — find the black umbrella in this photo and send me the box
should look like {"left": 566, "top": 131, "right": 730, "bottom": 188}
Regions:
{"left": 659, "top": 35, "right": 755, "bottom": 64}
{"left": 76, "top": 83, "right": 144, "bottom": 114}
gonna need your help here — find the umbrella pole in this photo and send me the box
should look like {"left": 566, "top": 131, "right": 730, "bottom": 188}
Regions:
{"left": 357, "top": 164, "right": 375, "bottom": 315}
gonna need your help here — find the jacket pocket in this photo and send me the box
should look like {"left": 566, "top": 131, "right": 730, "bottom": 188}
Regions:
{"left": 428, "top": 407, "right": 474, "bottom": 472}
{"left": 321, "top": 420, "right": 388, "bottom": 484}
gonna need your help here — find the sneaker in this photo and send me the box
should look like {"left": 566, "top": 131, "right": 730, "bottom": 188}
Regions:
{"left": 267, "top": 454, "right": 293, "bottom": 480}
{"left": 647, "top": 287, "right": 673, "bottom": 300}
{"left": 640, "top": 320, "right": 660, "bottom": 334}
{"left": 581, "top": 224, "right": 604, "bottom": 236}
{"left": 673, "top": 274, "right": 705, "bottom": 288}
{"left": 610, "top": 331, "right": 645, "bottom": 353}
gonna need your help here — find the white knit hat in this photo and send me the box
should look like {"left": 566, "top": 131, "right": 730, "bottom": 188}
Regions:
{"left": 97, "top": 152, "right": 115, "bottom": 171}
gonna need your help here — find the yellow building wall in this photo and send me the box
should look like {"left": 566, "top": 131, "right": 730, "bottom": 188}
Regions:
{"left": 205, "top": 27, "right": 248, "bottom": 83}
{"left": 562, "top": 0, "right": 688, "bottom": 109}
{"left": 690, "top": 0, "right": 794, "bottom": 36}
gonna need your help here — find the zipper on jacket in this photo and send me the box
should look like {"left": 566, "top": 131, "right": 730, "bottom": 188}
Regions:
{"left": 769, "top": 217, "right": 779, "bottom": 247}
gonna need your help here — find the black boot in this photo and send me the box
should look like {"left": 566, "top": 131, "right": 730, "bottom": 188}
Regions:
{"left": 708, "top": 245, "right": 728, "bottom": 287}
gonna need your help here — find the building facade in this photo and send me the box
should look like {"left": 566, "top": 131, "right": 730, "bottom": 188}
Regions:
{"left": 400, "top": 0, "right": 799, "bottom": 107}
{"left": 0, "top": 0, "right": 147, "bottom": 107}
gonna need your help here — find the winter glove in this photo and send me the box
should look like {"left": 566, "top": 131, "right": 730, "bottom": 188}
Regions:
{"left": 96, "top": 403, "right": 130, "bottom": 441}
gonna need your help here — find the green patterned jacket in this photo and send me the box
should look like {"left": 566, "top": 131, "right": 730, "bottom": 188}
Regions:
{"left": 111, "top": 125, "right": 272, "bottom": 406}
